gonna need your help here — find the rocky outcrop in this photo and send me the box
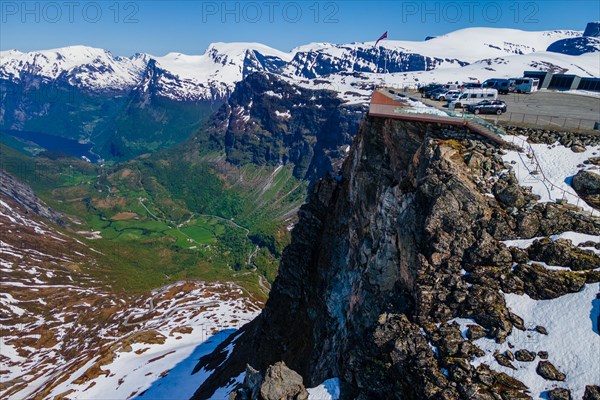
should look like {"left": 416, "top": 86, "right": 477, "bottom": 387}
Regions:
{"left": 572, "top": 170, "right": 600, "bottom": 209}
{"left": 231, "top": 362, "right": 309, "bottom": 400}
{"left": 193, "top": 117, "right": 600, "bottom": 399}
{"left": 536, "top": 360, "right": 566, "bottom": 381}
{"left": 528, "top": 237, "right": 600, "bottom": 271}
{"left": 583, "top": 22, "right": 600, "bottom": 38}
{"left": 0, "top": 169, "right": 64, "bottom": 226}
{"left": 547, "top": 37, "right": 600, "bottom": 56}
{"left": 547, "top": 388, "right": 572, "bottom": 400}
{"left": 584, "top": 385, "right": 600, "bottom": 400}
{"left": 207, "top": 73, "right": 365, "bottom": 181}
{"left": 503, "top": 126, "right": 600, "bottom": 147}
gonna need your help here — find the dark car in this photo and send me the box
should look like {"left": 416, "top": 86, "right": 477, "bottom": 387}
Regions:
{"left": 462, "top": 82, "right": 482, "bottom": 89}
{"left": 467, "top": 100, "right": 507, "bottom": 115}
{"left": 419, "top": 83, "right": 442, "bottom": 94}
{"left": 422, "top": 87, "right": 446, "bottom": 99}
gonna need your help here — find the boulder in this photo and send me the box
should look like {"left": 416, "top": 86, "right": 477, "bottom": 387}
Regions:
{"left": 584, "top": 385, "right": 600, "bottom": 400}
{"left": 528, "top": 238, "right": 600, "bottom": 271}
{"left": 535, "top": 326, "right": 548, "bottom": 335}
{"left": 547, "top": 388, "right": 571, "bottom": 400}
{"left": 514, "top": 349, "right": 536, "bottom": 362}
{"left": 260, "top": 362, "right": 308, "bottom": 400}
{"left": 495, "top": 351, "right": 516, "bottom": 369}
{"left": 513, "top": 263, "right": 586, "bottom": 299}
{"left": 466, "top": 325, "right": 487, "bottom": 340}
{"left": 495, "top": 181, "right": 527, "bottom": 209}
{"left": 536, "top": 360, "right": 566, "bottom": 381}
{"left": 572, "top": 170, "right": 600, "bottom": 195}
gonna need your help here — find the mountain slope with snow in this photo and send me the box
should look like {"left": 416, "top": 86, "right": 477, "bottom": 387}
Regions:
{"left": 283, "top": 28, "right": 581, "bottom": 78}
{"left": 0, "top": 45, "right": 147, "bottom": 90}
{"left": 0, "top": 27, "right": 593, "bottom": 101}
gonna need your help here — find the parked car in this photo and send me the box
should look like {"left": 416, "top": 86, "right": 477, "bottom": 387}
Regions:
{"left": 423, "top": 87, "right": 446, "bottom": 98}
{"left": 462, "top": 82, "right": 482, "bottom": 89}
{"left": 441, "top": 83, "right": 460, "bottom": 90}
{"left": 449, "top": 88, "right": 498, "bottom": 108}
{"left": 433, "top": 89, "right": 461, "bottom": 101}
{"left": 466, "top": 100, "right": 507, "bottom": 115}
{"left": 418, "top": 83, "right": 442, "bottom": 94}
{"left": 446, "top": 92, "right": 462, "bottom": 103}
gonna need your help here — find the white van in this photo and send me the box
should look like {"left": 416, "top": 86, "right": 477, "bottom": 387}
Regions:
{"left": 511, "top": 78, "right": 539, "bottom": 93}
{"left": 449, "top": 88, "right": 498, "bottom": 108}
{"left": 442, "top": 83, "right": 460, "bottom": 90}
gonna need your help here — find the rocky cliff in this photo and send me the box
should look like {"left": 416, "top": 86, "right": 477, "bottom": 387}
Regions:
{"left": 192, "top": 117, "right": 600, "bottom": 399}
{"left": 0, "top": 168, "right": 64, "bottom": 225}
{"left": 206, "top": 73, "right": 365, "bottom": 181}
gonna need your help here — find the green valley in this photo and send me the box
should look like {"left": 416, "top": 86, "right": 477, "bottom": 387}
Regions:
{"left": 0, "top": 137, "right": 305, "bottom": 299}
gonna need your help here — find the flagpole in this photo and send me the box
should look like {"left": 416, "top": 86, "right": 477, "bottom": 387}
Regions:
{"left": 374, "top": 31, "right": 388, "bottom": 86}
{"left": 384, "top": 56, "right": 387, "bottom": 86}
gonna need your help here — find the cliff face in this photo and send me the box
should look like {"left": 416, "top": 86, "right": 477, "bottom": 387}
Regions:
{"left": 206, "top": 73, "right": 365, "bottom": 181}
{"left": 0, "top": 168, "right": 64, "bottom": 225}
{"left": 193, "top": 117, "right": 600, "bottom": 399}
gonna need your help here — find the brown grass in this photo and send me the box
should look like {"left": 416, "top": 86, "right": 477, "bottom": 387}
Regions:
{"left": 111, "top": 212, "right": 139, "bottom": 221}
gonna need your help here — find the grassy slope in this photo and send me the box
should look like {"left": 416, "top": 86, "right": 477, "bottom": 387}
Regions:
{"left": 0, "top": 139, "right": 305, "bottom": 299}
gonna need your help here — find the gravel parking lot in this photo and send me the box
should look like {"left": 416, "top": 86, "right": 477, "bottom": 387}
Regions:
{"left": 419, "top": 90, "right": 600, "bottom": 131}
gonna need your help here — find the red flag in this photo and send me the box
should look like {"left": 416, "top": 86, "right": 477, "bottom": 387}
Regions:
{"left": 375, "top": 31, "right": 388, "bottom": 47}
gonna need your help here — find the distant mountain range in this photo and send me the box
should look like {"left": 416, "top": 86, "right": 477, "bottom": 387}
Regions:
{"left": 2, "top": 26, "right": 598, "bottom": 102}
{"left": 1, "top": 24, "right": 598, "bottom": 160}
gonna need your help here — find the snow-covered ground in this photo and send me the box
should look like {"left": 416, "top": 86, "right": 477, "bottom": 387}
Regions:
{"left": 452, "top": 282, "right": 600, "bottom": 399}
{"left": 37, "top": 282, "right": 261, "bottom": 400}
{"left": 503, "top": 231, "right": 600, "bottom": 256}
{"left": 308, "top": 378, "right": 341, "bottom": 400}
{"left": 1, "top": 192, "right": 264, "bottom": 400}
{"left": 501, "top": 136, "right": 600, "bottom": 214}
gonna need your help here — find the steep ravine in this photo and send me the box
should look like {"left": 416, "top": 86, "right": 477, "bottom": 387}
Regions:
{"left": 192, "top": 117, "right": 600, "bottom": 400}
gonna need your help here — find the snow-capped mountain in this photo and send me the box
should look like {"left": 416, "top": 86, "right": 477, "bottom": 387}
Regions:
{"left": 0, "top": 27, "right": 593, "bottom": 102}
{"left": 0, "top": 45, "right": 147, "bottom": 91}
{"left": 547, "top": 36, "right": 600, "bottom": 56}
{"left": 282, "top": 27, "right": 581, "bottom": 78}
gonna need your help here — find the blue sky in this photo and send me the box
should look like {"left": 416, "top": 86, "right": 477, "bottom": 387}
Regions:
{"left": 1, "top": 1, "right": 598, "bottom": 55}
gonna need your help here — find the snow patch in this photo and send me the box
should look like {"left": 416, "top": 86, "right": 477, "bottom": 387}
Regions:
{"left": 308, "top": 378, "right": 341, "bottom": 400}
{"left": 452, "top": 283, "right": 600, "bottom": 399}
{"left": 501, "top": 136, "right": 600, "bottom": 213}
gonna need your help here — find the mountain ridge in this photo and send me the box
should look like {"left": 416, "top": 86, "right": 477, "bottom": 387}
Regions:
{"left": 1, "top": 27, "right": 590, "bottom": 102}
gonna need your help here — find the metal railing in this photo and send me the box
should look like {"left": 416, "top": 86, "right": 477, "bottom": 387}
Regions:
{"left": 506, "top": 135, "right": 597, "bottom": 217}
{"left": 480, "top": 112, "right": 598, "bottom": 131}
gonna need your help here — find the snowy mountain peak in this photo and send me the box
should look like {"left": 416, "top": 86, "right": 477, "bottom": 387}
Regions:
{"left": 0, "top": 44, "right": 146, "bottom": 90}
{"left": 206, "top": 41, "right": 293, "bottom": 60}
{"left": 0, "top": 26, "right": 596, "bottom": 101}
